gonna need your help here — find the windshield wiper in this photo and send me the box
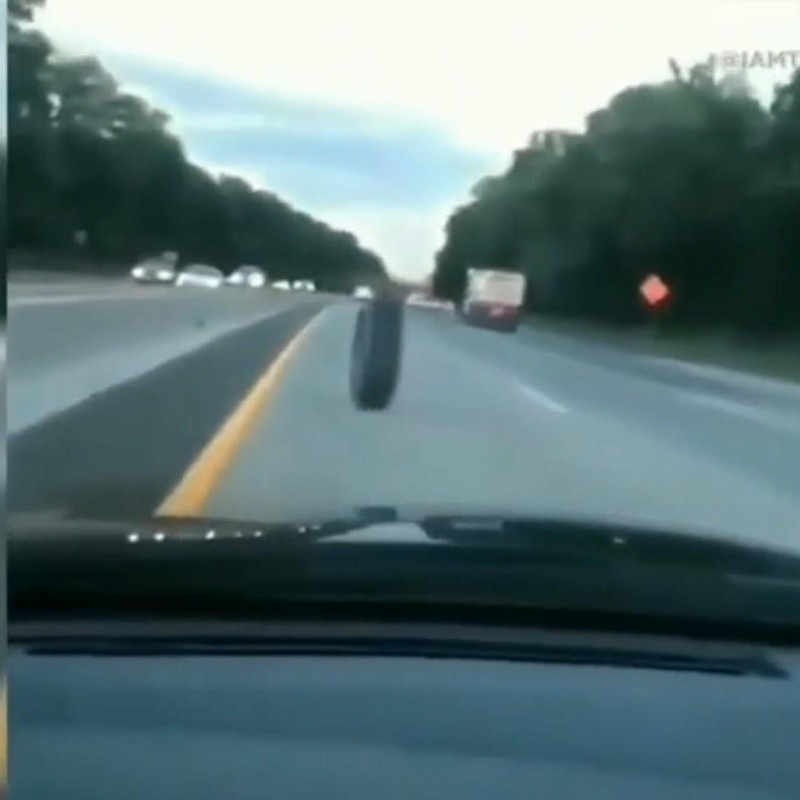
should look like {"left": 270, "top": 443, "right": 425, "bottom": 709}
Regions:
{"left": 10, "top": 511, "right": 800, "bottom": 641}
{"left": 12, "top": 509, "right": 800, "bottom": 575}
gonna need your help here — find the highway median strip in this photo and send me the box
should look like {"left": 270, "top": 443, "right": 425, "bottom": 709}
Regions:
{"left": 156, "top": 311, "right": 323, "bottom": 516}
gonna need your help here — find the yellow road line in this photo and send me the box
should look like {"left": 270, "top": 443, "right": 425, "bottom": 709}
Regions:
{"left": 157, "top": 312, "right": 323, "bottom": 516}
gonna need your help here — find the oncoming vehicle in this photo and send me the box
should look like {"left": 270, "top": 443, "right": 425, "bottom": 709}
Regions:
{"left": 292, "top": 279, "right": 316, "bottom": 292}
{"left": 461, "top": 268, "right": 526, "bottom": 333}
{"left": 272, "top": 280, "right": 291, "bottom": 290}
{"left": 130, "top": 252, "right": 177, "bottom": 284}
{"left": 226, "top": 265, "right": 267, "bottom": 288}
{"left": 353, "top": 285, "right": 374, "bottom": 300}
{"left": 175, "top": 264, "right": 224, "bottom": 289}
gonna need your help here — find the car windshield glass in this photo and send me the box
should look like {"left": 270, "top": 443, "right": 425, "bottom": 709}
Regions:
{"left": 6, "top": 1, "right": 800, "bottom": 630}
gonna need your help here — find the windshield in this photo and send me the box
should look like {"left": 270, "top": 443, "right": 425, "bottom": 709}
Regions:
{"left": 6, "top": 1, "right": 800, "bottom": 627}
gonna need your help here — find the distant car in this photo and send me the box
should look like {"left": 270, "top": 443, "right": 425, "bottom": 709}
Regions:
{"left": 226, "top": 265, "right": 267, "bottom": 288}
{"left": 353, "top": 285, "right": 374, "bottom": 300}
{"left": 130, "top": 255, "right": 176, "bottom": 285}
{"left": 175, "top": 264, "right": 224, "bottom": 289}
{"left": 272, "top": 280, "right": 291, "bottom": 291}
{"left": 428, "top": 298, "right": 452, "bottom": 311}
{"left": 406, "top": 292, "right": 440, "bottom": 309}
{"left": 292, "top": 279, "right": 316, "bottom": 292}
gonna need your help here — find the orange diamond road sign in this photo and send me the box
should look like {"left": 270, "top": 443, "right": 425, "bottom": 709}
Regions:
{"left": 640, "top": 274, "right": 670, "bottom": 307}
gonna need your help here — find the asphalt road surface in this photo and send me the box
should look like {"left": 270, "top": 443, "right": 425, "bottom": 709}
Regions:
{"left": 8, "top": 272, "right": 172, "bottom": 307}
{"left": 7, "top": 272, "right": 326, "bottom": 434}
{"left": 9, "top": 298, "right": 800, "bottom": 549}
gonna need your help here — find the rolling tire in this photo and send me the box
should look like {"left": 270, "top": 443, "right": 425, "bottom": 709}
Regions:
{"left": 350, "top": 298, "right": 404, "bottom": 410}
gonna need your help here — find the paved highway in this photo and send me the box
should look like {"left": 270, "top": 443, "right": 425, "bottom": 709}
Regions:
{"left": 9, "top": 291, "right": 800, "bottom": 549}
{"left": 8, "top": 272, "right": 170, "bottom": 306}
{"left": 7, "top": 273, "right": 325, "bottom": 434}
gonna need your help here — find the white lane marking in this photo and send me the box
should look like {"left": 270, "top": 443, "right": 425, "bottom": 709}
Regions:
{"left": 516, "top": 381, "right": 569, "bottom": 414}
{"left": 437, "top": 330, "right": 569, "bottom": 414}
{"left": 681, "top": 392, "right": 798, "bottom": 432}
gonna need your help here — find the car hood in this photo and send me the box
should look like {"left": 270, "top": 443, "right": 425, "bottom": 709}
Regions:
{"left": 10, "top": 508, "right": 800, "bottom": 635}
{"left": 10, "top": 503, "right": 800, "bottom": 566}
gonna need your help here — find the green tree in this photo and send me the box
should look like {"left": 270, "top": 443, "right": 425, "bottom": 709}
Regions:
{"left": 7, "top": 0, "right": 386, "bottom": 286}
{"left": 434, "top": 63, "right": 798, "bottom": 332}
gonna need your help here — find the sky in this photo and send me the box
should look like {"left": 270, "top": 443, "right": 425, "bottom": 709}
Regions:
{"left": 36, "top": 0, "right": 800, "bottom": 279}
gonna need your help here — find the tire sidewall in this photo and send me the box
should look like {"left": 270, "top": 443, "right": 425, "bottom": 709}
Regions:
{"left": 350, "top": 299, "right": 404, "bottom": 410}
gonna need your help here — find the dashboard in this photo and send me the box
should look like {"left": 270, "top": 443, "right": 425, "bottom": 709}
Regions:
{"left": 9, "top": 627, "right": 800, "bottom": 800}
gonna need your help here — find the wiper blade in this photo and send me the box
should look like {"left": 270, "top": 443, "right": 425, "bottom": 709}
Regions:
{"left": 11, "top": 511, "right": 800, "bottom": 580}
{"left": 9, "top": 514, "right": 371, "bottom": 548}
{"left": 416, "top": 514, "right": 800, "bottom": 578}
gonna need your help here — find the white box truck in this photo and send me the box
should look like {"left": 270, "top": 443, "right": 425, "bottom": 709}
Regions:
{"left": 461, "top": 269, "right": 526, "bottom": 332}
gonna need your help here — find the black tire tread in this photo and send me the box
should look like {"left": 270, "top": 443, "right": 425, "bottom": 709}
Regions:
{"left": 350, "top": 299, "right": 404, "bottom": 410}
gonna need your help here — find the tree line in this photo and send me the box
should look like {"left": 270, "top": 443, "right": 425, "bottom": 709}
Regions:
{"left": 433, "top": 62, "right": 800, "bottom": 334}
{"left": 5, "top": 0, "right": 387, "bottom": 292}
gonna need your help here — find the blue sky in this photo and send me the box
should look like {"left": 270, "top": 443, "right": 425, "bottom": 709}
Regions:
{"left": 38, "top": 0, "right": 799, "bottom": 278}
{"left": 101, "top": 54, "right": 493, "bottom": 214}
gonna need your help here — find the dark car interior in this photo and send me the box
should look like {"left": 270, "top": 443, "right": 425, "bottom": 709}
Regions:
{"left": 9, "top": 619, "right": 800, "bottom": 800}
{"left": 9, "top": 515, "right": 800, "bottom": 799}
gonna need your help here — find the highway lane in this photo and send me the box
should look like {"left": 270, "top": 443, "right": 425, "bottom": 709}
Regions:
{"left": 10, "top": 298, "right": 800, "bottom": 549}
{"left": 158, "top": 303, "right": 799, "bottom": 549}
{"left": 8, "top": 302, "right": 325, "bottom": 519}
{"left": 8, "top": 276, "right": 329, "bottom": 435}
{"left": 8, "top": 272, "right": 171, "bottom": 306}
{"left": 436, "top": 315, "right": 800, "bottom": 500}
{"left": 514, "top": 323, "right": 800, "bottom": 421}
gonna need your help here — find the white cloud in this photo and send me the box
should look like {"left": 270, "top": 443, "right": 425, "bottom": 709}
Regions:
{"left": 323, "top": 204, "right": 454, "bottom": 280}
{"left": 35, "top": 0, "right": 800, "bottom": 277}
{"left": 178, "top": 113, "right": 272, "bottom": 132}
{"left": 39, "top": 0, "right": 800, "bottom": 150}
{"left": 175, "top": 109, "right": 431, "bottom": 143}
